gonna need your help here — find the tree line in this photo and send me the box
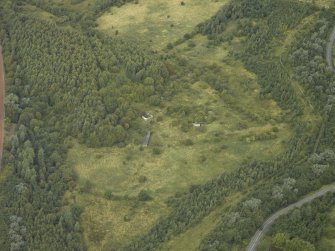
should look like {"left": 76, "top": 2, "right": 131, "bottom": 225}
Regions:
{"left": 0, "top": 0, "right": 170, "bottom": 249}
{"left": 124, "top": 1, "right": 335, "bottom": 250}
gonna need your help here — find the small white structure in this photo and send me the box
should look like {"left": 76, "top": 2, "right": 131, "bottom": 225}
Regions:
{"left": 192, "top": 123, "right": 201, "bottom": 127}
{"left": 142, "top": 113, "right": 153, "bottom": 121}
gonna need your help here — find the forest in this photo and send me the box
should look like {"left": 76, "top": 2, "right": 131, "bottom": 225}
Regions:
{"left": 0, "top": 0, "right": 334, "bottom": 250}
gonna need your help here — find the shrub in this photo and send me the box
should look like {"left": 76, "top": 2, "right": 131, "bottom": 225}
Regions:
{"left": 138, "top": 175, "right": 148, "bottom": 183}
{"left": 199, "top": 155, "right": 207, "bottom": 163}
{"left": 188, "top": 41, "right": 196, "bottom": 48}
{"left": 152, "top": 147, "right": 162, "bottom": 155}
{"left": 182, "top": 139, "right": 194, "bottom": 146}
{"left": 272, "top": 126, "right": 279, "bottom": 132}
{"left": 184, "top": 33, "right": 191, "bottom": 39}
{"left": 104, "top": 190, "right": 113, "bottom": 200}
{"left": 138, "top": 190, "right": 152, "bottom": 201}
{"left": 167, "top": 43, "right": 173, "bottom": 49}
{"left": 79, "top": 180, "right": 93, "bottom": 193}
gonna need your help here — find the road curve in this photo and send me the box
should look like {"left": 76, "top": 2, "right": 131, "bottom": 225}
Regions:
{"left": 246, "top": 184, "right": 335, "bottom": 251}
{"left": 246, "top": 25, "right": 335, "bottom": 251}
{"left": 0, "top": 45, "right": 4, "bottom": 170}
{"left": 326, "top": 26, "right": 335, "bottom": 72}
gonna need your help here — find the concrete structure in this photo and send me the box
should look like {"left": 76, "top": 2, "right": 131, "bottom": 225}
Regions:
{"left": 142, "top": 113, "right": 153, "bottom": 121}
{"left": 142, "top": 131, "right": 151, "bottom": 147}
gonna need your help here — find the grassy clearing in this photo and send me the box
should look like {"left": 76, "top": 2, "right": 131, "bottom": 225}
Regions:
{"left": 158, "top": 192, "right": 245, "bottom": 251}
{"left": 59, "top": 2, "right": 296, "bottom": 249}
{"left": 63, "top": 188, "right": 167, "bottom": 250}
{"left": 13, "top": 0, "right": 328, "bottom": 250}
{"left": 97, "top": 0, "right": 229, "bottom": 49}
{"left": 67, "top": 34, "right": 292, "bottom": 250}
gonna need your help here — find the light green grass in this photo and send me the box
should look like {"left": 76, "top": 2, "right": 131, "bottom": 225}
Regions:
{"left": 67, "top": 38, "right": 292, "bottom": 250}
{"left": 17, "top": 0, "right": 312, "bottom": 250}
{"left": 158, "top": 192, "right": 244, "bottom": 251}
{"left": 97, "top": 0, "right": 230, "bottom": 49}
{"left": 66, "top": 3, "right": 292, "bottom": 249}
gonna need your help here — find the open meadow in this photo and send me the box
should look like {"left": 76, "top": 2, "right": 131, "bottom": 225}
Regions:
{"left": 3, "top": 0, "right": 335, "bottom": 250}
{"left": 97, "top": 0, "right": 229, "bottom": 49}
{"left": 65, "top": 29, "right": 292, "bottom": 250}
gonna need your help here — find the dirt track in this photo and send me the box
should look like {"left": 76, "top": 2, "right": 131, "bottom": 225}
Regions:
{"left": 0, "top": 46, "right": 4, "bottom": 170}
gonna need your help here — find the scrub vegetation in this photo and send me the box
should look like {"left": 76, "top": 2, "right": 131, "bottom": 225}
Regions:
{"left": 0, "top": 0, "right": 334, "bottom": 251}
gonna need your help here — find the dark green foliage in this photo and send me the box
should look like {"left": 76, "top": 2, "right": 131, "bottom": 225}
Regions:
{"left": 270, "top": 193, "right": 335, "bottom": 245}
{"left": 79, "top": 180, "right": 93, "bottom": 194}
{"left": 152, "top": 147, "right": 162, "bottom": 155}
{"left": 23, "top": 0, "right": 135, "bottom": 23}
{"left": 138, "top": 190, "right": 152, "bottom": 201}
{"left": 166, "top": 43, "right": 173, "bottom": 50}
{"left": 124, "top": 1, "right": 335, "bottom": 251}
{"left": 182, "top": 138, "right": 193, "bottom": 146}
{"left": 3, "top": 12, "right": 168, "bottom": 148}
{"left": 104, "top": 190, "right": 114, "bottom": 200}
{"left": 92, "top": 0, "right": 134, "bottom": 16}
{"left": 272, "top": 233, "right": 315, "bottom": 251}
{"left": 138, "top": 175, "right": 148, "bottom": 183}
{"left": 0, "top": 1, "right": 168, "bottom": 249}
{"left": 1, "top": 0, "right": 335, "bottom": 250}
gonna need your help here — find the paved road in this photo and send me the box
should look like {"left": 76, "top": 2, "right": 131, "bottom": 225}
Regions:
{"left": 326, "top": 26, "right": 335, "bottom": 72}
{"left": 0, "top": 45, "right": 4, "bottom": 170}
{"left": 246, "top": 184, "right": 335, "bottom": 251}
{"left": 246, "top": 25, "right": 335, "bottom": 251}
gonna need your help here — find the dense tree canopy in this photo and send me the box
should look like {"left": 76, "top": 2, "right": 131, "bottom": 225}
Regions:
{"left": 0, "top": 0, "right": 335, "bottom": 250}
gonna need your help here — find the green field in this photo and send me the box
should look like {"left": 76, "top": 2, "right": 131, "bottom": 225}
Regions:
{"left": 10, "top": 1, "right": 294, "bottom": 249}
{"left": 97, "top": 0, "right": 229, "bottom": 49}
{"left": 4, "top": 0, "right": 335, "bottom": 250}
{"left": 66, "top": 28, "right": 292, "bottom": 250}
{"left": 62, "top": 1, "right": 317, "bottom": 250}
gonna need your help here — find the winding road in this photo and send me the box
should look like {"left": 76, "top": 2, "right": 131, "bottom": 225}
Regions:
{"left": 246, "top": 184, "right": 335, "bottom": 251}
{"left": 246, "top": 26, "right": 335, "bottom": 251}
{"left": 0, "top": 45, "right": 4, "bottom": 170}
